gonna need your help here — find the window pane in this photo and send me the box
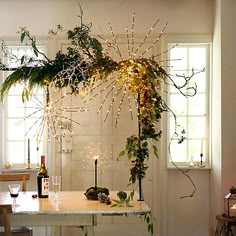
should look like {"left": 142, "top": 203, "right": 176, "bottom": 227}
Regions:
{"left": 189, "top": 48, "right": 206, "bottom": 69}
{"left": 8, "top": 119, "right": 25, "bottom": 140}
{"left": 188, "top": 94, "right": 206, "bottom": 115}
{"left": 188, "top": 139, "right": 206, "bottom": 162}
{"left": 170, "top": 48, "right": 187, "bottom": 69}
{"left": 169, "top": 94, "right": 187, "bottom": 115}
{"left": 169, "top": 140, "right": 187, "bottom": 162}
{"left": 8, "top": 141, "right": 25, "bottom": 164}
{"left": 7, "top": 96, "right": 25, "bottom": 118}
{"left": 188, "top": 117, "right": 205, "bottom": 138}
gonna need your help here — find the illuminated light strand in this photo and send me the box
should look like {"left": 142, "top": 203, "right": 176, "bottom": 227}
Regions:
{"left": 127, "top": 91, "right": 134, "bottom": 120}
{"left": 151, "top": 34, "right": 179, "bottom": 60}
{"left": 139, "top": 22, "right": 168, "bottom": 59}
{"left": 59, "top": 107, "right": 89, "bottom": 112}
{"left": 97, "top": 79, "right": 119, "bottom": 114}
{"left": 25, "top": 114, "right": 44, "bottom": 137}
{"left": 103, "top": 84, "right": 123, "bottom": 123}
{"left": 109, "top": 22, "right": 123, "bottom": 61}
{"left": 97, "top": 35, "right": 120, "bottom": 61}
{"left": 54, "top": 110, "right": 83, "bottom": 126}
{"left": 125, "top": 26, "right": 131, "bottom": 59}
{"left": 82, "top": 79, "right": 117, "bottom": 104}
{"left": 80, "top": 74, "right": 114, "bottom": 98}
{"left": 157, "top": 58, "right": 182, "bottom": 65}
{"left": 134, "top": 19, "right": 160, "bottom": 57}
{"left": 115, "top": 84, "right": 128, "bottom": 127}
{"left": 131, "top": 13, "right": 135, "bottom": 59}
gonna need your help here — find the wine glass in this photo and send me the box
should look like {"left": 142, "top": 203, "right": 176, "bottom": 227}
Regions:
{"left": 8, "top": 184, "right": 21, "bottom": 208}
{"left": 52, "top": 176, "right": 61, "bottom": 202}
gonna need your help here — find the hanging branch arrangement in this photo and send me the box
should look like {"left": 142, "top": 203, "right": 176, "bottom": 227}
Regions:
{"left": 0, "top": 7, "right": 204, "bottom": 201}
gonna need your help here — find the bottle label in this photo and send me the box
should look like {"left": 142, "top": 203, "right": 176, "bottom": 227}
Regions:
{"left": 41, "top": 177, "right": 49, "bottom": 195}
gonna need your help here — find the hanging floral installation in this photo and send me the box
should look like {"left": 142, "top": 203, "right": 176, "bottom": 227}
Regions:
{"left": 0, "top": 6, "right": 203, "bottom": 202}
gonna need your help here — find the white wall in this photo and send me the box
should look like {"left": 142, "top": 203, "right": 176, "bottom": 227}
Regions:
{"left": 211, "top": 0, "right": 222, "bottom": 231}
{"left": 0, "top": 1, "right": 215, "bottom": 236}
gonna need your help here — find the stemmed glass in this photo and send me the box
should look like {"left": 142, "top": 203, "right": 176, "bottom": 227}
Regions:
{"left": 52, "top": 176, "right": 61, "bottom": 202}
{"left": 8, "top": 184, "right": 20, "bottom": 208}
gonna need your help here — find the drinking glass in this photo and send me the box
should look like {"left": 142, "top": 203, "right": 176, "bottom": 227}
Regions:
{"left": 8, "top": 184, "right": 20, "bottom": 207}
{"left": 52, "top": 176, "right": 61, "bottom": 201}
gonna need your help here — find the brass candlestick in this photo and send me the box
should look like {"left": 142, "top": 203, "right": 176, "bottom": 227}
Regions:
{"left": 199, "top": 153, "right": 205, "bottom": 168}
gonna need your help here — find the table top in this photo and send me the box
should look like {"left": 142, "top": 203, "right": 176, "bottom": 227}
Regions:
{"left": 0, "top": 191, "right": 150, "bottom": 215}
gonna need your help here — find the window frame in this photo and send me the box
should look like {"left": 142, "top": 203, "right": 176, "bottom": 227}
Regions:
{"left": 162, "top": 35, "right": 212, "bottom": 169}
{"left": 0, "top": 41, "right": 48, "bottom": 169}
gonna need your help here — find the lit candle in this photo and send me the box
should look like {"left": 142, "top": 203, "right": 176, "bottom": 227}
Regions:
{"left": 95, "top": 158, "right": 98, "bottom": 189}
{"left": 230, "top": 204, "right": 236, "bottom": 217}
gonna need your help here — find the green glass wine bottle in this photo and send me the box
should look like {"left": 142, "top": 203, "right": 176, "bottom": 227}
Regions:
{"left": 37, "top": 155, "right": 49, "bottom": 198}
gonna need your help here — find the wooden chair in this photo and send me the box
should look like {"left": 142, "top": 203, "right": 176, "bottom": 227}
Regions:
{"left": 0, "top": 173, "right": 30, "bottom": 192}
{"left": 0, "top": 204, "right": 32, "bottom": 236}
{"left": 0, "top": 173, "right": 33, "bottom": 235}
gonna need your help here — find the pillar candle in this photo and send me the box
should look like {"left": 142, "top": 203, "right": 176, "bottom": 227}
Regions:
{"left": 95, "top": 158, "right": 97, "bottom": 189}
{"left": 28, "top": 138, "right": 30, "bottom": 163}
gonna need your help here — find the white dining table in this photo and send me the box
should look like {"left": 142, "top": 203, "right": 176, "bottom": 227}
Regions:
{"left": 0, "top": 191, "right": 151, "bottom": 236}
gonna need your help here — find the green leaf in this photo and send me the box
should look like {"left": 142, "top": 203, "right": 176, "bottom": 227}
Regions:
{"left": 25, "top": 89, "right": 29, "bottom": 101}
{"left": 128, "top": 152, "right": 132, "bottom": 160}
{"left": 148, "top": 223, "right": 153, "bottom": 234}
{"left": 31, "top": 41, "right": 38, "bottom": 57}
{"left": 33, "top": 49, "right": 38, "bottom": 57}
{"left": 112, "top": 199, "right": 120, "bottom": 204}
{"left": 153, "top": 145, "right": 159, "bottom": 158}
{"left": 21, "top": 90, "right": 25, "bottom": 103}
{"left": 130, "top": 190, "right": 134, "bottom": 200}
{"left": 142, "top": 141, "right": 148, "bottom": 147}
{"left": 20, "top": 56, "right": 25, "bottom": 65}
{"left": 119, "top": 150, "right": 126, "bottom": 157}
{"left": 111, "top": 204, "right": 118, "bottom": 207}
{"left": 20, "top": 32, "right": 26, "bottom": 43}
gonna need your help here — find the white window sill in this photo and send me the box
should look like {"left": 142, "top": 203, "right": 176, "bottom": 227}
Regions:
{"left": 167, "top": 164, "right": 211, "bottom": 170}
{"left": 2, "top": 168, "right": 38, "bottom": 173}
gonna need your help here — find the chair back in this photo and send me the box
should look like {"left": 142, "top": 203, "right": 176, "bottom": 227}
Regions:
{"left": 0, "top": 204, "right": 12, "bottom": 236}
{"left": 0, "top": 173, "right": 30, "bottom": 192}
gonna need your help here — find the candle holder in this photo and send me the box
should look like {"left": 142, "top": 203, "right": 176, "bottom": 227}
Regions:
{"left": 35, "top": 147, "right": 40, "bottom": 169}
{"left": 198, "top": 153, "right": 205, "bottom": 168}
{"left": 187, "top": 153, "right": 205, "bottom": 168}
{"left": 25, "top": 161, "right": 31, "bottom": 169}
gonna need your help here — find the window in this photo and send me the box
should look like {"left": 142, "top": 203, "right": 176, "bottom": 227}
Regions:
{"left": 1, "top": 45, "right": 46, "bottom": 168}
{"left": 166, "top": 41, "right": 211, "bottom": 168}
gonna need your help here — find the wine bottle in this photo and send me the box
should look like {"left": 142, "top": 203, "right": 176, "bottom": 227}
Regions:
{"left": 37, "top": 155, "right": 49, "bottom": 198}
